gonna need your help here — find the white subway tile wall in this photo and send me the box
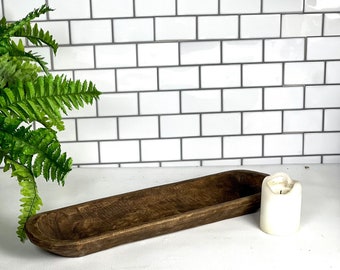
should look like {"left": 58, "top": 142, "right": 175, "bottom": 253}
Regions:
{"left": 4, "top": 0, "right": 340, "bottom": 166}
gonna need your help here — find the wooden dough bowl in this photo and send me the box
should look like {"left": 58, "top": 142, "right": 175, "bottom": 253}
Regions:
{"left": 25, "top": 170, "right": 267, "bottom": 257}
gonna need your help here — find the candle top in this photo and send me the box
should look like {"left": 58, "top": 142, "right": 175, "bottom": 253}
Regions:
{"left": 265, "top": 173, "right": 295, "bottom": 195}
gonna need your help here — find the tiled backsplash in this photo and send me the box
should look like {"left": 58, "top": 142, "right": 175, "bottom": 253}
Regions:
{"left": 2, "top": 0, "right": 340, "bottom": 167}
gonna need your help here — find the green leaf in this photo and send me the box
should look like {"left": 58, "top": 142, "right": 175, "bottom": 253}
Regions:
{"left": 0, "top": 74, "right": 100, "bottom": 131}
{"left": 17, "top": 178, "right": 42, "bottom": 242}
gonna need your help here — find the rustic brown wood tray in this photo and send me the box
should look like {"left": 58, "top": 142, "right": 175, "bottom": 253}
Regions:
{"left": 25, "top": 170, "right": 267, "bottom": 257}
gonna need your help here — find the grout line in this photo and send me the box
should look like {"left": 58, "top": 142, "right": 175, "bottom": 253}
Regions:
{"left": 279, "top": 14, "right": 283, "bottom": 38}
{"left": 111, "top": 19, "right": 115, "bottom": 43}
{"left": 89, "top": 0, "right": 93, "bottom": 19}
{"left": 97, "top": 141, "right": 101, "bottom": 163}
{"left": 195, "top": 16, "right": 198, "bottom": 40}
{"left": 238, "top": 15, "right": 241, "bottom": 39}
{"left": 153, "top": 17, "right": 156, "bottom": 41}
{"left": 158, "top": 115, "right": 161, "bottom": 138}
{"left": 132, "top": 0, "right": 136, "bottom": 17}
{"left": 321, "top": 13, "right": 325, "bottom": 36}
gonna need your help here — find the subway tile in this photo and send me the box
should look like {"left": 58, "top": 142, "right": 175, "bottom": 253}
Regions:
{"left": 74, "top": 69, "right": 116, "bottom": 93}
{"left": 198, "top": 16, "right": 238, "bottom": 40}
{"left": 183, "top": 137, "right": 222, "bottom": 159}
{"left": 220, "top": 0, "right": 261, "bottom": 14}
{"left": 63, "top": 104, "right": 97, "bottom": 118}
{"left": 58, "top": 119, "right": 77, "bottom": 141}
{"left": 223, "top": 88, "right": 262, "bottom": 111}
{"left": 135, "top": 0, "right": 176, "bottom": 16}
{"left": 100, "top": 141, "right": 140, "bottom": 163}
{"left": 162, "top": 161, "right": 201, "bottom": 167}
{"left": 95, "top": 44, "right": 136, "bottom": 68}
{"left": 3, "top": 0, "right": 46, "bottom": 20}
{"left": 326, "top": 61, "right": 340, "bottom": 83}
{"left": 201, "top": 65, "right": 241, "bottom": 88}
{"left": 33, "top": 47, "right": 52, "bottom": 70}
{"left": 323, "top": 155, "right": 340, "bottom": 163}
{"left": 243, "top": 157, "right": 282, "bottom": 165}
{"left": 263, "top": 0, "right": 303, "bottom": 12}
{"left": 98, "top": 93, "right": 138, "bottom": 116}
{"left": 181, "top": 89, "right": 221, "bottom": 113}
{"left": 243, "top": 63, "right": 282, "bottom": 87}
{"left": 121, "top": 162, "right": 160, "bottom": 168}
{"left": 36, "top": 21, "right": 70, "bottom": 45}
{"left": 141, "top": 139, "right": 181, "bottom": 161}
{"left": 241, "top": 15, "right": 280, "bottom": 38}
{"left": 223, "top": 136, "right": 262, "bottom": 158}
{"left": 324, "top": 14, "right": 340, "bottom": 36}
{"left": 283, "top": 156, "right": 321, "bottom": 164}
{"left": 284, "top": 110, "right": 323, "bottom": 132}
{"left": 119, "top": 116, "right": 158, "bottom": 139}
{"left": 78, "top": 118, "right": 117, "bottom": 140}
{"left": 305, "top": 0, "right": 340, "bottom": 12}
{"left": 202, "top": 159, "right": 241, "bottom": 166}
{"left": 284, "top": 62, "right": 324, "bottom": 85}
{"left": 265, "top": 38, "right": 304, "bottom": 62}
{"left": 62, "top": 142, "right": 99, "bottom": 164}
{"left": 48, "top": 0, "right": 91, "bottom": 19}
{"left": 324, "top": 109, "right": 340, "bottom": 131}
{"left": 202, "top": 113, "right": 241, "bottom": 135}
{"left": 138, "top": 43, "right": 179, "bottom": 67}
{"left": 116, "top": 68, "right": 157, "bottom": 92}
{"left": 92, "top": 0, "right": 133, "bottom": 18}
{"left": 264, "top": 87, "right": 304, "bottom": 110}
{"left": 282, "top": 14, "right": 322, "bottom": 37}
{"left": 160, "top": 114, "right": 200, "bottom": 137}
{"left": 71, "top": 20, "right": 112, "bottom": 44}
{"left": 140, "top": 92, "right": 180, "bottom": 114}
{"left": 307, "top": 37, "right": 340, "bottom": 60}
{"left": 177, "top": 0, "right": 218, "bottom": 15}
{"left": 243, "top": 111, "right": 282, "bottom": 134}
{"left": 180, "top": 41, "right": 221, "bottom": 65}
{"left": 114, "top": 18, "right": 154, "bottom": 43}
{"left": 306, "top": 86, "right": 340, "bottom": 108}
{"left": 53, "top": 46, "right": 94, "bottom": 70}
{"left": 264, "top": 134, "right": 303, "bottom": 156}
{"left": 223, "top": 40, "right": 262, "bottom": 63}
{"left": 156, "top": 17, "right": 196, "bottom": 41}
{"left": 159, "top": 67, "right": 199, "bottom": 90}
{"left": 304, "top": 133, "right": 340, "bottom": 155}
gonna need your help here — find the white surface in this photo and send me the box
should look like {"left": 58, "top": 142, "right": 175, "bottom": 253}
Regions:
{"left": 0, "top": 165, "right": 339, "bottom": 269}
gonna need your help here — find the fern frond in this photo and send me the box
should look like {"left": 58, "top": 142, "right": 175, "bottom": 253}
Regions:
{"left": 0, "top": 54, "right": 41, "bottom": 88}
{"left": 3, "top": 156, "right": 42, "bottom": 241}
{"left": 1, "top": 5, "right": 52, "bottom": 40}
{"left": 14, "top": 23, "right": 58, "bottom": 55}
{"left": 0, "top": 115, "right": 73, "bottom": 184}
{"left": 0, "top": 5, "right": 55, "bottom": 72}
{"left": 17, "top": 178, "right": 42, "bottom": 242}
{"left": 0, "top": 74, "right": 101, "bottom": 130}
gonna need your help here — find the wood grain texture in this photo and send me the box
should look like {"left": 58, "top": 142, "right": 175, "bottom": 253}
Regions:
{"left": 25, "top": 170, "right": 267, "bottom": 257}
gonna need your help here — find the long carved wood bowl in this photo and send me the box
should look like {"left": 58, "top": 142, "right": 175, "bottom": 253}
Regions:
{"left": 25, "top": 170, "right": 267, "bottom": 257}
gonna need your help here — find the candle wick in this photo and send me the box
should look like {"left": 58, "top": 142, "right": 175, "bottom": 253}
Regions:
{"left": 280, "top": 190, "right": 282, "bottom": 194}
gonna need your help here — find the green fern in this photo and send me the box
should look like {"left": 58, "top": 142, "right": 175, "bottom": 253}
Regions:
{"left": 0, "top": 4, "right": 57, "bottom": 72}
{"left": 0, "top": 74, "right": 100, "bottom": 130}
{"left": 0, "top": 4, "right": 101, "bottom": 241}
{"left": 17, "top": 179, "right": 42, "bottom": 242}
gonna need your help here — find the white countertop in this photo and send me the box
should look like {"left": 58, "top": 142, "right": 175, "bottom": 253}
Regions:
{"left": 0, "top": 165, "right": 339, "bottom": 269}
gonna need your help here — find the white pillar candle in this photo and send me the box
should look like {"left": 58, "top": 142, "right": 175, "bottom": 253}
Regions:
{"left": 260, "top": 172, "right": 302, "bottom": 235}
